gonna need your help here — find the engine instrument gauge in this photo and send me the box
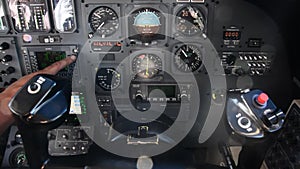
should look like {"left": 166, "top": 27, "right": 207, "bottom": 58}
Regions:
{"left": 96, "top": 68, "right": 121, "bottom": 90}
{"left": 133, "top": 8, "right": 161, "bottom": 36}
{"left": 174, "top": 45, "right": 202, "bottom": 72}
{"left": 176, "top": 6, "right": 205, "bottom": 36}
{"left": 89, "top": 6, "right": 119, "bottom": 37}
{"left": 132, "top": 53, "right": 162, "bottom": 79}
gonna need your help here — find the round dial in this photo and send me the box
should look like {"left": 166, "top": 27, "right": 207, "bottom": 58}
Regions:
{"left": 132, "top": 54, "right": 162, "bottom": 79}
{"left": 96, "top": 68, "right": 121, "bottom": 90}
{"left": 176, "top": 6, "right": 205, "bottom": 35}
{"left": 89, "top": 6, "right": 119, "bottom": 36}
{"left": 174, "top": 45, "right": 202, "bottom": 72}
{"left": 133, "top": 8, "right": 161, "bottom": 35}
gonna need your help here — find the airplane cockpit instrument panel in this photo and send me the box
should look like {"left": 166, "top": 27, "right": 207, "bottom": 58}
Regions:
{"left": 0, "top": 0, "right": 298, "bottom": 168}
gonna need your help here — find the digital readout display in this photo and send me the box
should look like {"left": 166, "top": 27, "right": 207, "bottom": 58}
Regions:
{"left": 91, "top": 41, "right": 122, "bottom": 52}
{"left": 35, "top": 51, "right": 66, "bottom": 70}
{"left": 148, "top": 85, "right": 176, "bottom": 98}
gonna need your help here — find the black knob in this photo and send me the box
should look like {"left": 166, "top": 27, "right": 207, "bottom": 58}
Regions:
{"left": 226, "top": 54, "right": 236, "bottom": 65}
{"left": 234, "top": 68, "right": 245, "bottom": 76}
{"left": 4, "top": 81, "right": 10, "bottom": 86}
{"left": 6, "top": 66, "right": 15, "bottom": 74}
{"left": 135, "top": 94, "right": 144, "bottom": 102}
{"left": 135, "top": 93, "right": 150, "bottom": 111}
{"left": 180, "top": 93, "right": 188, "bottom": 102}
{"left": 0, "top": 42, "right": 10, "bottom": 50}
{"left": 29, "top": 83, "right": 39, "bottom": 92}
{"left": 1, "top": 55, "right": 13, "bottom": 63}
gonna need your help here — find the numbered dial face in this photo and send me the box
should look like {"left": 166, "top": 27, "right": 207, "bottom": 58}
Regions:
{"left": 89, "top": 6, "right": 119, "bottom": 36}
{"left": 174, "top": 45, "right": 202, "bottom": 72}
{"left": 176, "top": 6, "right": 205, "bottom": 35}
{"left": 132, "top": 54, "right": 162, "bottom": 79}
{"left": 96, "top": 68, "right": 121, "bottom": 90}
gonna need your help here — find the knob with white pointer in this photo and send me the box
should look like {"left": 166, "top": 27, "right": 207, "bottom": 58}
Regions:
{"left": 180, "top": 93, "right": 188, "bottom": 102}
{"left": 0, "top": 42, "right": 9, "bottom": 50}
{"left": 135, "top": 93, "right": 144, "bottom": 102}
{"left": 1, "top": 55, "right": 13, "bottom": 63}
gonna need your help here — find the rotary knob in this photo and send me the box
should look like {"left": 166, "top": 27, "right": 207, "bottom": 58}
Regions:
{"left": 135, "top": 93, "right": 150, "bottom": 111}
{"left": 226, "top": 54, "right": 236, "bottom": 65}
{"left": 1, "top": 55, "right": 13, "bottom": 63}
{"left": 6, "top": 66, "right": 15, "bottom": 74}
{"left": 0, "top": 42, "right": 10, "bottom": 50}
{"left": 180, "top": 93, "right": 188, "bottom": 102}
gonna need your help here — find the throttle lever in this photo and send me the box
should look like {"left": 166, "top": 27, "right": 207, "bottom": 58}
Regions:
{"left": 226, "top": 89, "right": 286, "bottom": 138}
{"left": 8, "top": 74, "right": 71, "bottom": 169}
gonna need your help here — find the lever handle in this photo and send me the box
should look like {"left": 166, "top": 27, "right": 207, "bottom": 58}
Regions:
{"left": 9, "top": 74, "right": 71, "bottom": 169}
{"left": 226, "top": 89, "right": 286, "bottom": 138}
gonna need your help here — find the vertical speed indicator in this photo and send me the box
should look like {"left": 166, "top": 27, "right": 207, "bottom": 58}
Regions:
{"left": 174, "top": 45, "right": 202, "bottom": 72}
{"left": 96, "top": 68, "right": 121, "bottom": 90}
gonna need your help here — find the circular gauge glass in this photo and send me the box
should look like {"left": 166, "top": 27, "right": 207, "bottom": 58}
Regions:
{"left": 132, "top": 53, "right": 162, "bottom": 79}
{"left": 176, "top": 6, "right": 205, "bottom": 35}
{"left": 96, "top": 68, "right": 121, "bottom": 90}
{"left": 174, "top": 45, "right": 202, "bottom": 72}
{"left": 133, "top": 8, "right": 161, "bottom": 35}
{"left": 89, "top": 6, "right": 119, "bottom": 36}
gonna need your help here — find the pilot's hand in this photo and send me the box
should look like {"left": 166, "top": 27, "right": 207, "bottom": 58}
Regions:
{"left": 0, "top": 55, "right": 76, "bottom": 135}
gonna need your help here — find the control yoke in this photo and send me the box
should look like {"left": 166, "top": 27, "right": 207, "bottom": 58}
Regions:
{"left": 9, "top": 74, "right": 71, "bottom": 169}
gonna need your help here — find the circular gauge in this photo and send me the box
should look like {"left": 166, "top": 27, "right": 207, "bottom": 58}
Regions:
{"left": 96, "top": 68, "right": 121, "bottom": 90}
{"left": 176, "top": 6, "right": 205, "bottom": 35}
{"left": 174, "top": 45, "right": 202, "bottom": 72}
{"left": 133, "top": 8, "right": 161, "bottom": 35}
{"left": 132, "top": 53, "right": 162, "bottom": 79}
{"left": 89, "top": 6, "right": 119, "bottom": 36}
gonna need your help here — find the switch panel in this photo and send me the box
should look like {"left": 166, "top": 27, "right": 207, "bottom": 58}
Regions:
{"left": 0, "top": 38, "right": 23, "bottom": 89}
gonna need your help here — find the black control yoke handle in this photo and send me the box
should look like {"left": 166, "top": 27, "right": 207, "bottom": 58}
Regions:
{"left": 9, "top": 74, "right": 71, "bottom": 169}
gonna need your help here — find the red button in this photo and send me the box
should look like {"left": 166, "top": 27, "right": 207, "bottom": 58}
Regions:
{"left": 257, "top": 93, "right": 269, "bottom": 105}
